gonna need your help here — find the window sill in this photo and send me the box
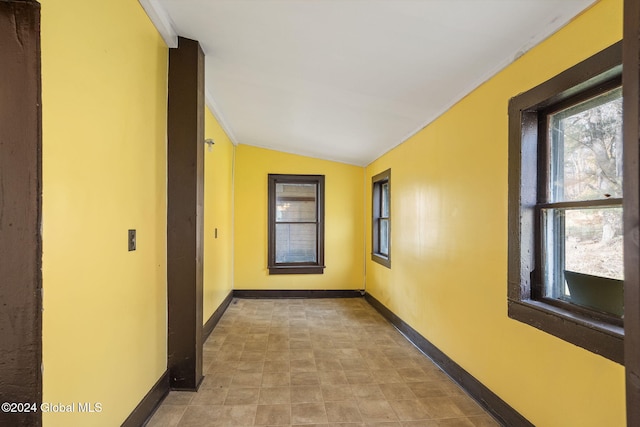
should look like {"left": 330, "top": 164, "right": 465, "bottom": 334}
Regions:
{"left": 507, "top": 298, "right": 623, "bottom": 364}
{"left": 371, "top": 253, "right": 391, "bottom": 268}
{"left": 268, "top": 265, "right": 325, "bottom": 275}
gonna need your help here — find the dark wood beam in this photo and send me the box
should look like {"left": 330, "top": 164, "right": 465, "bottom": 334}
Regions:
{"left": 0, "top": 1, "right": 42, "bottom": 426}
{"left": 167, "top": 36, "right": 205, "bottom": 390}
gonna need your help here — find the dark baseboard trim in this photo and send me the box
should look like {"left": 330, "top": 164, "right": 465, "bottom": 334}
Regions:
{"left": 233, "top": 289, "right": 365, "bottom": 299}
{"left": 122, "top": 370, "right": 169, "bottom": 427}
{"left": 365, "top": 293, "right": 533, "bottom": 427}
{"left": 203, "top": 290, "right": 234, "bottom": 340}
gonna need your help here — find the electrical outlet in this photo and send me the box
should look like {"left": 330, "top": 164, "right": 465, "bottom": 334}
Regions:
{"left": 128, "top": 229, "right": 136, "bottom": 251}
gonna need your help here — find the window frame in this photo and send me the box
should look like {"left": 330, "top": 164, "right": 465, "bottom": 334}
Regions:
{"left": 372, "top": 169, "right": 391, "bottom": 268}
{"left": 267, "top": 174, "right": 325, "bottom": 275}
{"left": 508, "top": 41, "right": 624, "bottom": 364}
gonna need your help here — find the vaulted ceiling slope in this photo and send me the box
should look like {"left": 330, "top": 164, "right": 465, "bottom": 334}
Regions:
{"left": 141, "top": 0, "right": 596, "bottom": 166}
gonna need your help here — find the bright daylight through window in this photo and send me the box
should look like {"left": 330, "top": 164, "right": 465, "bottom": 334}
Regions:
{"left": 541, "top": 87, "right": 623, "bottom": 317}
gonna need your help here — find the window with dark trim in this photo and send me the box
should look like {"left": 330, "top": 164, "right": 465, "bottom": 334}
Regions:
{"left": 372, "top": 169, "right": 391, "bottom": 268}
{"left": 508, "top": 41, "right": 624, "bottom": 364}
{"left": 268, "top": 174, "right": 325, "bottom": 275}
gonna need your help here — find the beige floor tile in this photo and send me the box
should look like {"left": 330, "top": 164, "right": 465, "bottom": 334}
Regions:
{"left": 291, "top": 371, "right": 320, "bottom": 386}
{"left": 224, "top": 387, "right": 260, "bottom": 405}
{"left": 318, "top": 370, "right": 349, "bottom": 385}
{"left": 259, "top": 386, "right": 292, "bottom": 404}
{"left": 201, "top": 373, "right": 233, "bottom": 389}
{"left": 190, "top": 388, "right": 228, "bottom": 405}
{"left": 357, "top": 399, "right": 399, "bottom": 422}
{"left": 325, "top": 401, "right": 363, "bottom": 423}
{"left": 291, "top": 385, "right": 324, "bottom": 403}
{"left": 218, "top": 404, "right": 257, "bottom": 426}
{"left": 162, "top": 391, "right": 195, "bottom": 405}
{"left": 255, "top": 404, "right": 291, "bottom": 425}
{"left": 177, "top": 405, "right": 222, "bottom": 427}
{"left": 146, "top": 404, "right": 186, "bottom": 427}
{"left": 291, "top": 358, "right": 317, "bottom": 372}
{"left": 370, "top": 370, "right": 404, "bottom": 384}
{"left": 432, "top": 418, "right": 476, "bottom": 427}
{"left": 291, "top": 402, "right": 328, "bottom": 424}
{"left": 466, "top": 415, "right": 501, "bottom": 427}
{"left": 263, "top": 372, "right": 291, "bottom": 387}
{"left": 316, "top": 358, "right": 344, "bottom": 371}
{"left": 344, "top": 371, "right": 375, "bottom": 385}
{"left": 350, "top": 384, "right": 385, "bottom": 401}
{"left": 388, "top": 399, "right": 432, "bottom": 421}
{"left": 231, "top": 372, "right": 263, "bottom": 388}
{"left": 410, "top": 378, "right": 452, "bottom": 396}
{"left": 321, "top": 384, "right": 354, "bottom": 401}
{"left": 379, "top": 383, "right": 416, "bottom": 400}
{"left": 264, "top": 360, "right": 290, "bottom": 372}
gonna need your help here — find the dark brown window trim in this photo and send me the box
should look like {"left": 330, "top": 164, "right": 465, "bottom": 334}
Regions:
{"left": 372, "top": 169, "right": 391, "bottom": 268}
{"left": 268, "top": 174, "right": 325, "bottom": 275}
{"left": 508, "top": 41, "right": 624, "bottom": 364}
{"left": 623, "top": 0, "right": 640, "bottom": 423}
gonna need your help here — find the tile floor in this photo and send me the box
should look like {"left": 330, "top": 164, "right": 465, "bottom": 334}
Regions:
{"left": 147, "top": 298, "right": 501, "bottom": 427}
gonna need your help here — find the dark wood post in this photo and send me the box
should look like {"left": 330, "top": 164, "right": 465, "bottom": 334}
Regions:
{"left": 0, "top": 1, "right": 42, "bottom": 426}
{"left": 167, "top": 37, "right": 205, "bottom": 390}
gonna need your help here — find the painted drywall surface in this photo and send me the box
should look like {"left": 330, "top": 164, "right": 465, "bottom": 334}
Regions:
{"left": 365, "top": 0, "right": 625, "bottom": 426}
{"left": 41, "top": 0, "right": 168, "bottom": 425}
{"left": 203, "top": 108, "right": 234, "bottom": 322}
{"left": 234, "top": 145, "right": 365, "bottom": 290}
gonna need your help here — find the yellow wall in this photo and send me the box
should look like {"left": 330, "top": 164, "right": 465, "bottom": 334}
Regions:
{"left": 41, "top": 0, "right": 168, "bottom": 425}
{"left": 234, "top": 145, "right": 365, "bottom": 290}
{"left": 365, "top": 1, "right": 625, "bottom": 426}
{"left": 203, "top": 108, "right": 235, "bottom": 322}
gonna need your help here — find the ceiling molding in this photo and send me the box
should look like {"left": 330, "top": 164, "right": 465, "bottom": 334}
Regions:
{"left": 138, "top": 0, "right": 178, "bottom": 48}
{"left": 205, "top": 90, "right": 240, "bottom": 146}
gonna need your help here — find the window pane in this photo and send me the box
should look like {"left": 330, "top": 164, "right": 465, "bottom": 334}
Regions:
{"left": 275, "top": 223, "right": 317, "bottom": 263}
{"left": 548, "top": 87, "right": 622, "bottom": 202}
{"left": 542, "top": 206, "right": 623, "bottom": 316}
{"left": 379, "top": 219, "right": 389, "bottom": 256}
{"left": 381, "top": 182, "right": 389, "bottom": 218}
{"left": 276, "top": 183, "right": 316, "bottom": 222}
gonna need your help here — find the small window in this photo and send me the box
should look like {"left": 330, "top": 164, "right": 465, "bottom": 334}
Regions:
{"left": 508, "top": 41, "right": 624, "bottom": 363}
{"left": 268, "top": 174, "right": 325, "bottom": 275}
{"left": 372, "top": 169, "right": 391, "bottom": 268}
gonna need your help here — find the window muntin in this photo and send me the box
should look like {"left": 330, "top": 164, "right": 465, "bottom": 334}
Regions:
{"left": 372, "top": 169, "right": 391, "bottom": 267}
{"left": 268, "top": 175, "right": 325, "bottom": 274}
{"left": 539, "top": 87, "right": 623, "bottom": 318}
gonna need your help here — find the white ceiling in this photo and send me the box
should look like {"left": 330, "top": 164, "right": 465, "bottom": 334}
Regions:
{"left": 142, "top": 0, "right": 596, "bottom": 166}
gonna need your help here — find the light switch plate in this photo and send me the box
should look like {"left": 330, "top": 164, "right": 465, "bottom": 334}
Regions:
{"left": 128, "top": 229, "right": 136, "bottom": 251}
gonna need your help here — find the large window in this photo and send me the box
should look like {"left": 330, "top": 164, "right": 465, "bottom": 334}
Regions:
{"left": 508, "top": 42, "right": 623, "bottom": 363}
{"left": 541, "top": 86, "right": 623, "bottom": 317}
{"left": 268, "top": 174, "right": 325, "bottom": 275}
{"left": 372, "top": 169, "right": 391, "bottom": 268}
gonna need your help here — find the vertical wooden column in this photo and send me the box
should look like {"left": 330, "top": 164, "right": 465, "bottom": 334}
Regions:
{"left": 167, "top": 37, "right": 204, "bottom": 390}
{"left": 0, "top": 1, "right": 42, "bottom": 426}
{"left": 624, "top": 0, "right": 640, "bottom": 424}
